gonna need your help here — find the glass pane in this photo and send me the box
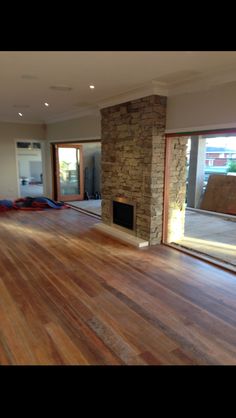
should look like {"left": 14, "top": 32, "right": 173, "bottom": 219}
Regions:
{"left": 58, "top": 147, "right": 80, "bottom": 196}
{"left": 166, "top": 135, "right": 236, "bottom": 269}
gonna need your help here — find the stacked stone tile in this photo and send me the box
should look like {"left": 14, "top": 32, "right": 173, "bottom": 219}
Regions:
{"left": 101, "top": 95, "right": 167, "bottom": 245}
{"left": 167, "top": 137, "right": 188, "bottom": 243}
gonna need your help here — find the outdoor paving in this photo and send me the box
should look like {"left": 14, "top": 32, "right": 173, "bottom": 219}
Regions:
{"left": 175, "top": 210, "right": 236, "bottom": 267}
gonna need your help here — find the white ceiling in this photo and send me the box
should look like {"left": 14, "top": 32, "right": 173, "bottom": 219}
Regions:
{"left": 1, "top": 51, "right": 236, "bottom": 124}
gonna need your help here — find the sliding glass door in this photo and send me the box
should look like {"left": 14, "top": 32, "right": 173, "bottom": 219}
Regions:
{"left": 163, "top": 133, "right": 236, "bottom": 272}
{"left": 55, "top": 144, "right": 84, "bottom": 201}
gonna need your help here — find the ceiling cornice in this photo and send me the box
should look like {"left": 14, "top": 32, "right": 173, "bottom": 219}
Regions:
{"left": 97, "top": 66, "right": 236, "bottom": 109}
{"left": 98, "top": 81, "right": 169, "bottom": 109}
{"left": 0, "top": 118, "right": 45, "bottom": 125}
{"left": 168, "top": 65, "right": 236, "bottom": 96}
{"left": 165, "top": 122, "right": 236, "bottom": 135}
{"left": 2, "top": 64, "right": 236, "bottom": 125}
{"left": 46, "top": 106, "right": 100, "bottom": 124}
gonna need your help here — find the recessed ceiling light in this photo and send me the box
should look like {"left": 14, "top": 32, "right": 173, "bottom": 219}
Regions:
{"left": 44, "top": 102, "right": 49, "bottom": 107}
{"left": 89, "top": 85, "right": 95, "bottom": 89}
{"left": 50, "top": 85, "right": 72, "bottom": 91}
{"left": 18, "top": 112, "right": 23, "bottom": 117}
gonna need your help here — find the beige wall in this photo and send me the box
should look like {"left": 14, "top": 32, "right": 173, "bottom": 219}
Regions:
{"left": 45, "top": 113, "right": 101, "bottom": 197}
{"left": 0, "top": 123, "right": 46, "bottom": 199}
{"left": 166, "top": 81, "right": 236, "bottom": 132}
{"left": 46, "top": 113, "right": 101, "bottom": 141}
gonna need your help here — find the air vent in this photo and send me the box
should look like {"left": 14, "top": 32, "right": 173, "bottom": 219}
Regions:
{"left": 50, "top": 85, "right": 72, "bottom": 91}
{"left": 21, "top": 74, "right": 38, "bottom": 80}
{"left": 13, "top": 104, "right": 30, "bottom": 108}
{"left": 154, "top": 70, "right": 201, "bottom": 85}
{"left": 73, "top": 102, "right": 91, "bottom": 107}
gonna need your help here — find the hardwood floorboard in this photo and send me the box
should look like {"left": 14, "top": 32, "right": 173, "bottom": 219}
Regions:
{"left": 0, "top": 209, "right": 236, "bottom": 365}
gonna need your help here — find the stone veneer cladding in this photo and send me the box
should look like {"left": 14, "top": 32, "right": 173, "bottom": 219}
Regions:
{"left": 101, "top": 95, "right": 167, "bottom": 245}
{"left": 167, "top": 136, "right": 188, "bottom": 243}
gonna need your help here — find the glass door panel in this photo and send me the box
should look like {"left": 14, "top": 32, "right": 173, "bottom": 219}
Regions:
{"left": 55, "top": 144, "right": 84, "bottom": 201}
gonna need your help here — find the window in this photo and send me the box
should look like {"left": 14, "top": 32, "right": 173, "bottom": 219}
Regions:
{"left": 17, "top": 142, "right": 41, "bottom": 149}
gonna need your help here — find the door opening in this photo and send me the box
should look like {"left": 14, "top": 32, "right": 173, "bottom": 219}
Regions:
{"left": 52, "top": 141, "right": 101, "bottom": 216}
{"left": 163, "top": 131, "right": 236, "bottom": 272}
{"left": 16, "top": 141, "right": 44, "bottom": 197}
{"left": 54, "top": 143, "right": 84, "bottom": 201}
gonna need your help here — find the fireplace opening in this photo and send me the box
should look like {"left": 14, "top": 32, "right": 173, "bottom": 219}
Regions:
{"left": 112, "top": 199, "right": 135, "bottom": 231}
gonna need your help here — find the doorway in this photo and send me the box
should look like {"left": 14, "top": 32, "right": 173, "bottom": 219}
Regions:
{"left": 16, "top": 141, "right": 44, "bottom": 197}
{"left": 52, "top": 141, "right": 101, "bottom": 216}
{"left": 54, "top": 143, "right": 84, "bottom": 201}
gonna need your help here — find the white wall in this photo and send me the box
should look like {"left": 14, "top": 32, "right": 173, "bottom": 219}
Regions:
{"left": 0, "top": 123, "right": 46, "bottom": 199}
{"left": 166, "top": 81, "right": 236, "bottom": 133}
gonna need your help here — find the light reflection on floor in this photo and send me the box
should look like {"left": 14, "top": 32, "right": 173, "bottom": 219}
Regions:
{"left": 174, "top": 210, "right": 236, "bottom": 267}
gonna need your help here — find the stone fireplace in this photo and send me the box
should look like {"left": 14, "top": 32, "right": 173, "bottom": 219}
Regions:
{"left": 112, "top": 197, "right": 136, "bottom": 234}
{"left": 100, "top": 94, "right": 167, "bottom": 245}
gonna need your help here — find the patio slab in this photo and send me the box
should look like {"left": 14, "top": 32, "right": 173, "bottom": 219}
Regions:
{"left": 175, "top": 210, "right": 236, "bottom": 267}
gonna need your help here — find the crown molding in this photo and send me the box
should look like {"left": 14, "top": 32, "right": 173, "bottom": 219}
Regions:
{"left": 98, "top": 82, "right": 169, "bottom": 109}
{"left": 0, "top": 118, "right": 45, "bottom": 125}
{"left": 2, "top": 64, "right": 236, "bottom": 125}
{"left": 46, "top": 106, "right": 100, "bottom": 124}
{"left": 168, "top": 65, "right": 236, "bottom": 96}
{"left": 165, "top": 122, "right": 236, "bottom": 135}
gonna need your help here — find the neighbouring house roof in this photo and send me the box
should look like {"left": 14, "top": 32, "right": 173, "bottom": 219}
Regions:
{"left": 206, "top": 147, "right": 236, "bottom": 153}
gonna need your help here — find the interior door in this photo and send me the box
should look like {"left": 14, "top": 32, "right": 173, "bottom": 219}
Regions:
{"left": 55, "top": 144, "right": 84, "bottom": 201}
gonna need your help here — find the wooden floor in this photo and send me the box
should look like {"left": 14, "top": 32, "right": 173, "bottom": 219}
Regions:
{"left": 0, "top": 209, "right": 236, "bottom": 365}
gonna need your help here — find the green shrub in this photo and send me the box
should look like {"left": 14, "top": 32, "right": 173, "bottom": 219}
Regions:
{"left": 227, "top": 160, "right": 236, "bottom": 173}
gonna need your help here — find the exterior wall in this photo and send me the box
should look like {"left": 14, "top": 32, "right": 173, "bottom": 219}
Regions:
{"left": 101, "top": 95, "right": 167, "bottom": 245}
{"left": 205, "top": 152, "right": 236, "bottom": 167}
{"left": 167, "top": 136, "right": 188, "bottom": 243}
{"left": 213, "top": 159, "right": 227, "bottom": 167}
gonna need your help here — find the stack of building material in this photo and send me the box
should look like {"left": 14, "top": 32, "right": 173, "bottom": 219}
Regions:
{"left": 200, "top": 174, "right": 236, "bottom": 215}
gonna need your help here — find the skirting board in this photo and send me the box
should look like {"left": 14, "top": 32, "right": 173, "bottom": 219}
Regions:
{"left": 93, "top": 223, "right": 149, "bottom": 248}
